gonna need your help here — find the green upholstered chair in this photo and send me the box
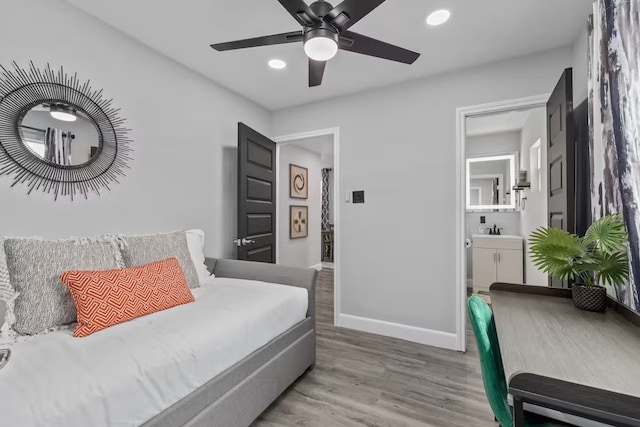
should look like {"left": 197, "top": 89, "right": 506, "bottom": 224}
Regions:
{"left": 467, "top": 296, "right": 570, "bottom": 427}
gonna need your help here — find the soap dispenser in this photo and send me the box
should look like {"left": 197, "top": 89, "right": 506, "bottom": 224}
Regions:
{"left": 478, "top": 216, "right": 486, "bottom": 234}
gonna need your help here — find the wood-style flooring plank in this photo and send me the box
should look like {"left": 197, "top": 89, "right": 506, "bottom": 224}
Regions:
{"left": 252, "top": 269, "right": 494, "bottom": 426}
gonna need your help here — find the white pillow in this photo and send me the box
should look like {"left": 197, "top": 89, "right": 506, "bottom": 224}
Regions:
{"left": 185, "top": 229, "right": 214, "bottom": 282}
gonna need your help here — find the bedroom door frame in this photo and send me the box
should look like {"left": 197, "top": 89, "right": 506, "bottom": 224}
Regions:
{"left": 455, "top": 94, "right": 549, "bottom": 352}
{"left": 273, "top": 127, "right": 341, "bottom": 326}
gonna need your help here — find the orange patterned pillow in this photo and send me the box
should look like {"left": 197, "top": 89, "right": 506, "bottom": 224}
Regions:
{"left": 60, "top": 257, "right": 195, "bottom": 337}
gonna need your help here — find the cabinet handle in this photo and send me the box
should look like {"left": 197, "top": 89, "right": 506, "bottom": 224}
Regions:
{"left": 498, "top": 252, "right": 501, "bottom": 262}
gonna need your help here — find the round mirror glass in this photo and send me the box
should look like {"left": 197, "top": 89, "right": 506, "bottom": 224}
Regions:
{"left": 19, "top": 103, "right": 101, "bottom": 166}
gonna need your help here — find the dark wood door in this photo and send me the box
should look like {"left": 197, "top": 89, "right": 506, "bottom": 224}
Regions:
{"left": 574, "top": 99, "right": 591, "bottom": 237}
{"left": 547, "top": 68, "right": 574, "bottom": 287}
{"left": 237, "top": 123, "right": 276, "bottom": 263}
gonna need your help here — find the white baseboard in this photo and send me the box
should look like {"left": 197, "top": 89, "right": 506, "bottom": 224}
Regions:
{"left": 337, "top": 313, "right": 459, "bottom": 351}
{"left": 309, "top": 263, "right": 323, "bottom": 271}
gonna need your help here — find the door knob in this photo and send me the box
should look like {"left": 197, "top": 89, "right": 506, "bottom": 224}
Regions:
{"left": 234, "top": 237, "right": 256, "bottom": 247}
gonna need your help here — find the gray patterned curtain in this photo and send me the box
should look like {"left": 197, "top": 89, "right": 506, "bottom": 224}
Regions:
{"left": 321, "top": 168, "right": 332, "bottom": 230}
{"left": 44, "top": 128, "right": 72, "bottom": 166}
{"left": 589, "top": 0, "right": 640, "bottom": 311}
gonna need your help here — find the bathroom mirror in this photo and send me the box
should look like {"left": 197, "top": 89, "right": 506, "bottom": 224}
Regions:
{"left": 466, "top": 153, "right": 517, "bottom": 211}
{"left": 19, "top": 103, "right": 101, "bottom": 167}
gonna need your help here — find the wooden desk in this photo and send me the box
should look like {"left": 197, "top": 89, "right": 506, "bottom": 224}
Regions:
{"left": 490, "top": 283, "right": 640, "bottom": 427}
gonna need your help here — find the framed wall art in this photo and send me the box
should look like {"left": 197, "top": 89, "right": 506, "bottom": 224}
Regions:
{"left": 290, "top": 205, "right": 308, "bottom": 239}
{"left": 290, "top": 164, "right": 308, "bottom": 199}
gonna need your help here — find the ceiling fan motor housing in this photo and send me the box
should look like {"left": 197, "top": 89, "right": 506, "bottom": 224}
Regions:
{"left": 309, "top": 1, "right": 334, "bottom": 19}
{"left": 303, "top": 27, "right": 339, "bottom": 45}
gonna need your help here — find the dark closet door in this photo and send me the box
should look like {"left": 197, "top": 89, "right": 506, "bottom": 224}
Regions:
{"left": 237, "top": 123, "right": 276, "bottom": 263}
{"left": 574, "top": 99, "right": 591, "bottom": 237}
{"left": 547, "top": 68, "right": 574, "bottom": 287}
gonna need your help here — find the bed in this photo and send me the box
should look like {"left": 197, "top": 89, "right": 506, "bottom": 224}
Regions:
{"left": 0, "top": 259, "right": 317, "bottom": 427}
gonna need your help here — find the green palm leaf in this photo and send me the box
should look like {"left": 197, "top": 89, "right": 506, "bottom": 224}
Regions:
{"left": 595, "top": 251, "right": 630, "bottom": 287}
{"left": 528, "top": 214, "right": 630, "bottom": 288}
{"left": 583, "top": 214, "right": 628, "bottom": 254}
{"left": 529, "top": 227, "right": 585, "bottom": 281}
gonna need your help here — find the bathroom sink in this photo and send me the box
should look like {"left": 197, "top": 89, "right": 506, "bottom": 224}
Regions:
{"left": 472, "top": 234, "right": 523, "bottom": 240}
{"left": 472, "top": 234, "right": 523, "bottom": 249}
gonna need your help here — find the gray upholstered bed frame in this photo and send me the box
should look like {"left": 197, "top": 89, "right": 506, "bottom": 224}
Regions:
{"left": 141, "top": 258, "right": 318, "bottom": 427}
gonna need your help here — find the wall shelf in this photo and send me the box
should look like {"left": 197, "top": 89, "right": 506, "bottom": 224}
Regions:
{"left": 513, "top": 183, "right": 531, "bottom": 191}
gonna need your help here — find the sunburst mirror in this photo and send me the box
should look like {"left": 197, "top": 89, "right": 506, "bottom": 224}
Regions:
{"left": 0, "top": 62, "right": 132, "bottom": 200}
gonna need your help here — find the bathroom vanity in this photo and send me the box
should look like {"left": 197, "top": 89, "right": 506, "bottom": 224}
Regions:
{"left": 472, "top": 234, "right": 524, "bottom": 294}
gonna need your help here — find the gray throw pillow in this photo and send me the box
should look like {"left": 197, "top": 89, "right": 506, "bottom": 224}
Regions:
{"left": 4, "top": 237, "right": 125, "bottom": 335}
{"left": 120, "top": 231, "right": 200, "bottom": 289}
{"left": 0, "top": 239, "right": 17, "bottom": 335}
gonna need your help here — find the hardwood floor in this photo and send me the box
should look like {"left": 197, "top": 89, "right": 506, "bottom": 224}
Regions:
{"left": 253, "top": 269, "right": 496, "bottom": 427}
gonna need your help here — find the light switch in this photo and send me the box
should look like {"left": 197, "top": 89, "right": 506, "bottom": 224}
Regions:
{"left": 353, "top": 191, "right": 365, "bottom": 204}
{"left": 345, "top": 191, "right": 351, "bottom": 202}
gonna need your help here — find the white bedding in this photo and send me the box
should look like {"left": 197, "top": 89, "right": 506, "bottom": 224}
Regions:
{"left": 0, "top": 277, "right": 308, "bottom": 427}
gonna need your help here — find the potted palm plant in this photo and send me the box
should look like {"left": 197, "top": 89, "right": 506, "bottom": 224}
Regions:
{"left": 529, "top": 214, "right": 629, "bottom": 312}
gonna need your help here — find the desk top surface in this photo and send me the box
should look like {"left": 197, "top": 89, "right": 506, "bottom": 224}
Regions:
{"left": 490, "top": 288, "right": 640, "bottom": 398}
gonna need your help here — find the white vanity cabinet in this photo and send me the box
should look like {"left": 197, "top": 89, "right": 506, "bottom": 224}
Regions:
{"left": 472, "top": 235, "right": 524, "bottom": 294}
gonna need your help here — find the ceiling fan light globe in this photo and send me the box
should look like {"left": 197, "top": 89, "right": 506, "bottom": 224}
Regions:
{"left": 49, "top": 105, "right": 77, "bottom": 122}
{"left": 304, "top": 36, "right": 338, "bottom": 61}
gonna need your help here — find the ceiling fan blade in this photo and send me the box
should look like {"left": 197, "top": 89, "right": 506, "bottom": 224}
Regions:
{"left": 339, "top": 31, "right": 420, "bottom": 64}
{"left": 277, "top": 0, "right": 321, "bottom": 26}
{"left": 309, "top": 59, "right": 326, "bottom": 87}
{"left": 324, "top": 0, "right": 386, "bottom": 32}
{"left": 211, "top": 31, "right": 303, "bottom": 51}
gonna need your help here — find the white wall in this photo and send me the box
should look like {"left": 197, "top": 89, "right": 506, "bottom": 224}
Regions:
{"left": 518, "top": 108, "right": 548, "bottom": 286}
{"left": 572, "top": 24, "right": 589, "bottom": 104}
{"left": 273, "top": 47, "right": 571, "bottom": 341}
{"left": 466, "top": 131, "right": 521, "bottom": 156}
{"left": 465, "top": 131, "right": 522, "bottom": 280}
{"left": 0, "top": 0, "right": 271, "bottom": 260}
{"left": 278, "top": 145, "right": 322, "bottom": 268}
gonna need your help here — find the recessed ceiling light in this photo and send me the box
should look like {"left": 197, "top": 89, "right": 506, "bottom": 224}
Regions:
{"left": 426, "top": 9, "right": 451, "bottom": 26}
{"left": 268, "top": 59, "right": 287, "bottom": 70}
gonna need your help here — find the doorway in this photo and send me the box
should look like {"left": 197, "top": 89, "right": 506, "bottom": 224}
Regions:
{"left": 274, "top": 128, "right": 341, "bottom": 326}
{"left": 455, "top": 95, "right": 549, "bottom": 351}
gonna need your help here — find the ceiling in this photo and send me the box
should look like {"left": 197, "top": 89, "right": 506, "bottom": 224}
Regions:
{"left": 466, "top": 108, "right": 540, "bottom": 136}
{"left": 67, "top": 0, "right": 593, "bottom": 111}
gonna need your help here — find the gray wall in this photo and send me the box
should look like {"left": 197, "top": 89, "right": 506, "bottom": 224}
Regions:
{"left": 278, "top": 145, "right": 322, "bottom": 268}
{"left": 518, "top": 108, "right": 548, "bottom": 286}
{"left": 0, "top": 0, "right": 271, "bottom": 260}
{"left": 466, "top": 131, "right": 521, "bottom": 156}
{"left": 572, "top": 24, "right": 590, "bottom": 104}
{"left": 273, "top": 47, "right": 572, "bottom": 334}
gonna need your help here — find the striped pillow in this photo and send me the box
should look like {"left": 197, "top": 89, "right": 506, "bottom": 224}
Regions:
{"left": 61, "top": 258, "right": 194, "bottom": 337}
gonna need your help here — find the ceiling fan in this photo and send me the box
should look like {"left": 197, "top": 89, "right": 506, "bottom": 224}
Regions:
{"left": 210, "top": 0, "right": 420, "bottom": 87}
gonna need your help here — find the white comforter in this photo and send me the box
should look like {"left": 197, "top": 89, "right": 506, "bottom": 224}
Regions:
{"left": 0, "top": 277, "right": 308, "bottom": 427}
